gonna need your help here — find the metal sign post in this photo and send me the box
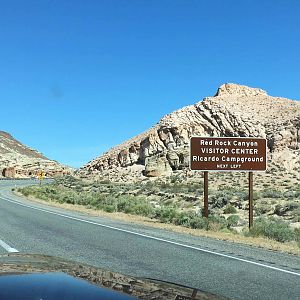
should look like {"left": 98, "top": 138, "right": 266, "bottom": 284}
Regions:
{"left": 204, "top": 171, "right": 209, "bottom": 218}
{"left": 38, "top": 171, "right": 45, "bottom": 186}
{"left": 249, "top": 171, "right": 253, "bottom": 228}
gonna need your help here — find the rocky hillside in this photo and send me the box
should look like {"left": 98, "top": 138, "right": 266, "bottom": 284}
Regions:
{"left": 0, "top": 131, "right": 70, "bottom": 178}
{"left": 80, "top": 83, "right": 300, "bottom": 181}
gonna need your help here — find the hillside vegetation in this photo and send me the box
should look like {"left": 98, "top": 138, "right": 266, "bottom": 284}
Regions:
{"left": 18, "top": 170, "right": 300, "bottom": 248}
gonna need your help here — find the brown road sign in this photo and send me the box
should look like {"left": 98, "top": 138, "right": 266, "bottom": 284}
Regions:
{"left": 190, "top": 137, "right": 267, "bottom": 171}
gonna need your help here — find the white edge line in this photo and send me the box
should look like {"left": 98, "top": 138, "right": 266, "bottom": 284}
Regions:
{"left": 0, "top": 239, "right": 19, "bottom": 253}
{"left": 0, "top": 193, "right": 299, "bottom": 277}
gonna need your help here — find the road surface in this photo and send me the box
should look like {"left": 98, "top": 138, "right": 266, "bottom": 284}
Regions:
{"left": 0, "top": 179, "right": 299, "bottom": 299}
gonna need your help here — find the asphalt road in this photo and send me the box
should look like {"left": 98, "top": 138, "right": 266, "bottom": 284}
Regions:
{"left": 0, "top": 179, "right": 299, "bottom": 300}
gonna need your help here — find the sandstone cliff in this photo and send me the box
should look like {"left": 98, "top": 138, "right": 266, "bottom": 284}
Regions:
{"left": 80, "top": 84, "right": 300, "bottom": 180}
{"left": 0, "top": 131, "right": 70, "bottom": 178}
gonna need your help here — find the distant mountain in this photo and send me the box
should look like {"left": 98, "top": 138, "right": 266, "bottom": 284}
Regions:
{"left": 80, "top": 83, "right": 300, "bottom": 181}
{"left": 0, "top": 131, "right": 70, "bottom": 178}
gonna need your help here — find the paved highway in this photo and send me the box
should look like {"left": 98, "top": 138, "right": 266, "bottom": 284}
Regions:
{"left": 0, "top": 179, "right": 299, "bottom": 299}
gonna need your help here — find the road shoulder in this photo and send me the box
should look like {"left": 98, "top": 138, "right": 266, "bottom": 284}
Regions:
{"left": 10, "top": 188, "right": 300, "bottom": 256}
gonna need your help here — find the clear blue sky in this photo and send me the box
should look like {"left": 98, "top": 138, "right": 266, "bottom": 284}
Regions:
{"left": 1, "top": 0, "right": 299, "bottom": 168}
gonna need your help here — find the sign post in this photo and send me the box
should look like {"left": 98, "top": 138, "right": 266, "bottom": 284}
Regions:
{"left": 190, "top": 137, "right": 267, "bottom": 227}
{"left": 38, "top": 171, "right": 45, "bottom": 185}
{"left": 204, "top": 171, "right": 209, "bottom": 218}
{"left": 249, "top": 171, "right": 253, "bottom": 228}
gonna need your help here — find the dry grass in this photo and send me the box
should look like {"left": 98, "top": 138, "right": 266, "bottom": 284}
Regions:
{"left": 15, "top": 191, "right": 300, "bottom": 256}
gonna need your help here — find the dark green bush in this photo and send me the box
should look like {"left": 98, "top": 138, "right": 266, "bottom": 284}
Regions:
{"left": 246, "top": 218, "right": 295, "bottom": 242}
{"left": 224, "top": 204, "right": 237, "bottom": 214}
{"left": 174, "top": 211, "right": 193, "bottom": 227}
{"left": 20, "top": 188, "right": 30, "bottom": 197}
{"left": 210, "top": 191, "right": 231, "bottom": 208}
{"left": 255, "top": 203, "right": 271, "bottom": 215}
{"left": 283, "top": 191, "right": 296, "bottom": 199}
{"left": 103, "top": 205, "right": 115, "bottom": 213}
{"left": 227, "top": 215, "right": 239, "bottom": 228}
{"left": 114, "top": 195, "right": 155, "bottom": 216}
{"left": 173, "top": 211, "right": 210, "bottom": 230}
{"left": 155, "top": 206, "right": 178, "bottom": 223}
{"left": 189, "top": 216, "right": 208, "bottom": 230}
{"left": 261, "top": 189, "right": 282, "bottom": 198}
{"left": 207, "top": 215, "right": 227, "bottom": 231}
{"left": 99, "top": 179, "right": 111, "bottom": 184}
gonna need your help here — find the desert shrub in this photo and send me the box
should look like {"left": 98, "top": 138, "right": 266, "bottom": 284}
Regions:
{"left": 210, "top": 191, "right": 231, "bottom": 208}
{"left": 292, "top": 208, "right": 300, "bottom": 222}
{"left": 188, "top": 184, "right": 200, "bottom": 193}
{"left": 246, "top": 218, "right": 295, "bottom": 243}
{"left": 189, "top": 217, "right": 209, "bottom": 229}
{"left": 19, "top": 188, "right": 30, "bottom": 197}
{"left": 89, "top": 196, "right": 102, "bottom": 208}
{"left": 171, "top": 213, "right": 225, "bottom": 231}
{"left": 274, "top": 202, "right": 299, "bottom": 216}
{"left": 131, "top": 202, "right": 154, "bottom": 216}
{"left": 261, "top": 189, "right": 282, "bottom": 198}
{"left": 223, "top": 204, "right": 237, "bottom": 214}
{"left": 154, "top": 206, "right": 178, "bottom": 223}
{"left": 115, "top": 195, "right": 155, "bottom": 216}
{"left": 19, "top": 185, "right": 62, "bottom": 201}
{"left": 273, "top": 204, "right": 283, "bottom": 215}
{"left": 227, "top": 215, "right": 240, "bottom": 228}
{"left": 166, "top": 183, "right": 189, "bottom": 194}
{"left": 283, "top": 191, "right": 297, "bottom": 199}
{"left": 103, "top": 205, "right": 115, "bottom": 213}
{"left": 80, "top": 194, "right": 95, "bottom": 206}
{"left": 170, "top": 175, "right": 180, "bottom": 184}
{"left": 240, "top": 191, "right": 259, "bottom": 201}
{"left": 294, "top": 228, "right": 300, "bottom": 247}
{"left": 253, "top": 192, "right": 260, "bottom": 200}
{"left": 255, "top": 203, "right": 271, "bottom": 215}
{"left": 207, "top": 215, "right": 227, "bottom": 231}
{"left": 235, "top": 191, "right": 247, "bottom": 200}
{"left": 173, "top": 211, "right": 194, "bottom": 227}
{"left": 61, "top": 194, "right": 72, "bottom": 204}
{"left": 99, "top": 179, "right": 111, "bottom": 184}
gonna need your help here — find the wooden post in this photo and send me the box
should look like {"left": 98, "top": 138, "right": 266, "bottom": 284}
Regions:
{"left": 249, "top": 171, "right": 253, "bottom": 228}
{"left": 204, "top": 171, "right": 209, "bottom": 218}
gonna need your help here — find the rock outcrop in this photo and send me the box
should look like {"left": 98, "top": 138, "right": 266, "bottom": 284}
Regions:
{"left": 80, "top": 83, "right": 300, "bottom": 180}
{"left": 0, "top": 131, "right": 71, "bottom": 178}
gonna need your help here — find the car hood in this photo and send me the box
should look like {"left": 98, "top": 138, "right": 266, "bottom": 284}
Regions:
{"left": 0, "top": 253, "right": 228, "bottom": 300}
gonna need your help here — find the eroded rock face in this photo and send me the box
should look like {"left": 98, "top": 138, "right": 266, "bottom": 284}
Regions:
{"left": 144, "top": 154, "right": 172, "bottom": 177}
{"left": 215, "top": 83, "right": 267, "bottom": 97}
{"left": 80, "top": 83, "right": 300, "bottom": 179}
{"left": 0, "top": 131, "right": 72, "bottom": 178}
{"left": 2, "top": 167, "right": 16, "bottom": 178}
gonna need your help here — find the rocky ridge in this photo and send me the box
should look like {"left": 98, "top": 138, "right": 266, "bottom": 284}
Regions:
{"left": 0, "top": 131, "right": 70, "bottom": 178}
{"left": 80, "top": 83, "right": 300, "bottom": 181}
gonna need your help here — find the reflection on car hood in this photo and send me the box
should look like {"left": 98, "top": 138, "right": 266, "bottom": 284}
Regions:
{"left": 0, "top": 272, "right": 134, "bottom": 300}
{"left": 0, "top": 253, "right": 228, "bottom": 300}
